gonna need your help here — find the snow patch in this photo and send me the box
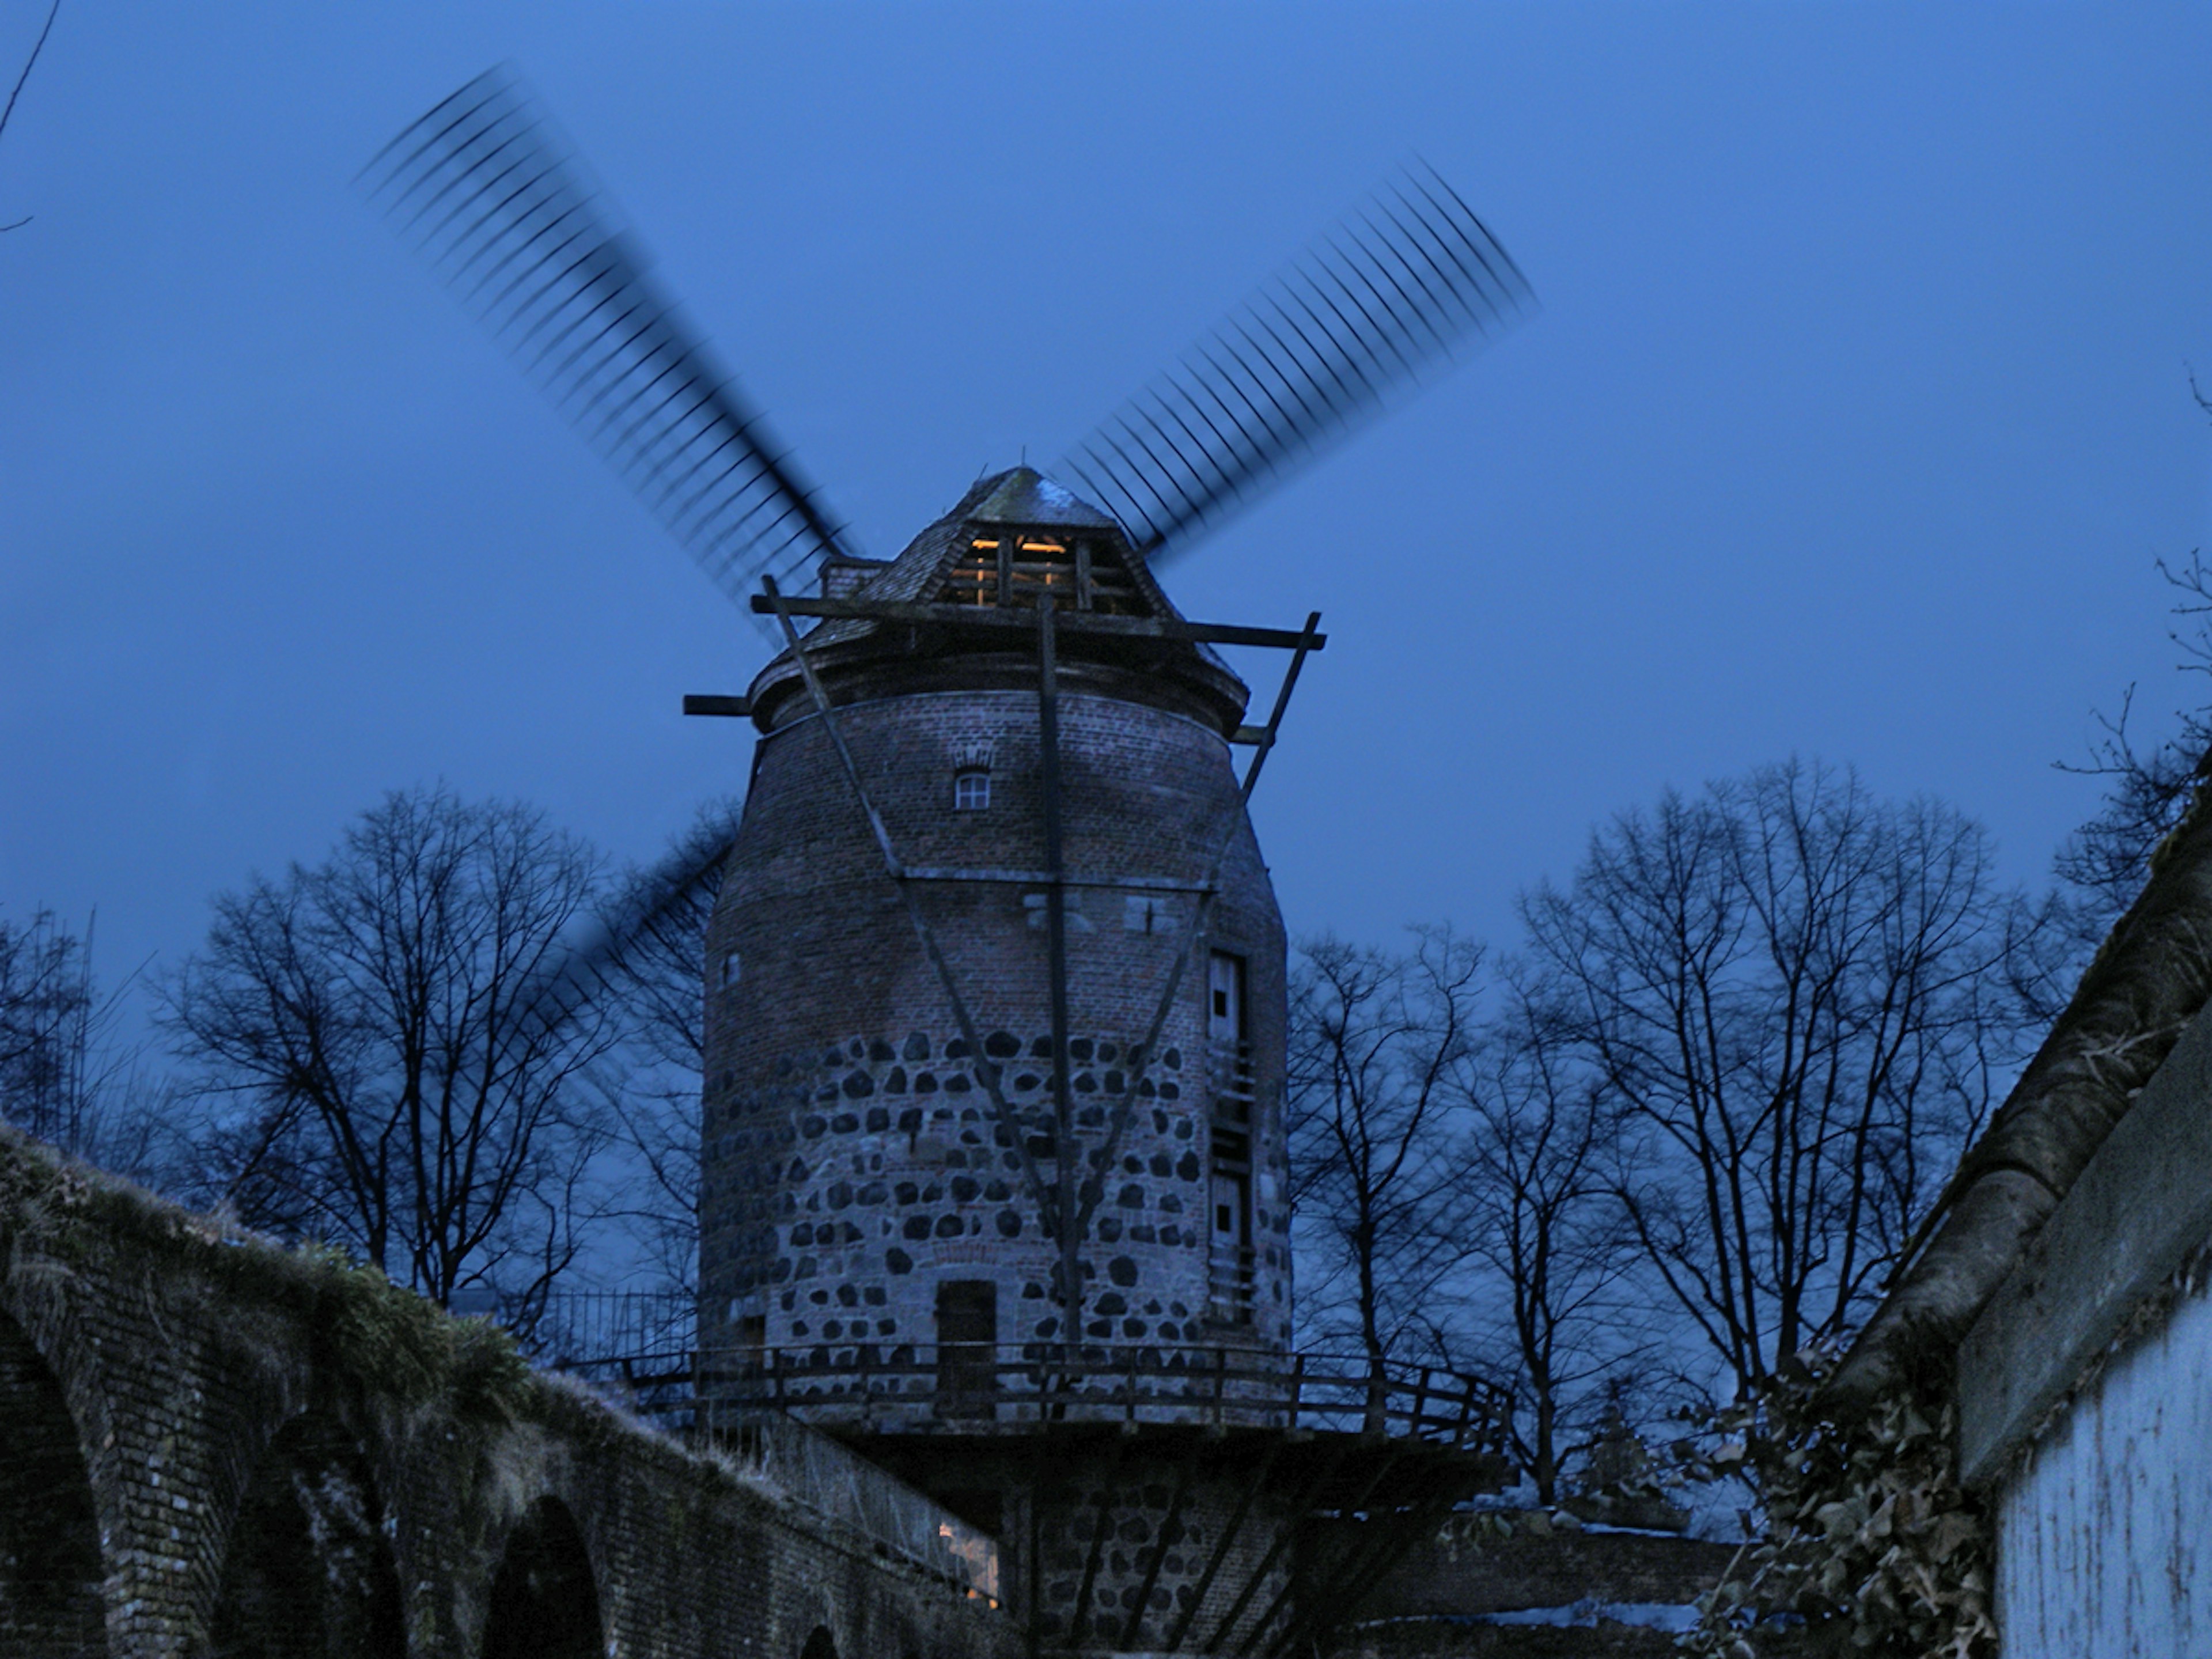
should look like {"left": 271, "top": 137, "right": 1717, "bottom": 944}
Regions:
{"left": 1475, "top": 1600, "right": 1702, "bottom": 1633}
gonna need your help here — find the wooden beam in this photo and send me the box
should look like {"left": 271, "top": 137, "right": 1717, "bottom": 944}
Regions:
{"left": 1069, "top": 1428, "right": 1129, "bottom": 1647}
{"left": 681, "top": 694, "right": 752, "bottom": 717}
{"left": 1202, "top": 1440, "right": 1355, "bottom": 1654}
{"left": 1263, "top": 1465, "right": 1464, "bottom": 1659}
{"left": 898, "top": 866, "right": 1209, "bottom": 893}
{"left": 746, "top": 593, "right": 1326, "bottom": 652}
{"left": 1226, "top": 1446, "right": 1405, "bottom": 1657}
{"left": 753, "top": 576, "right": 1063, "bottom": 1234}
{"left": 1039, "top": 595, "right": 1084, "bottom": 1363}
{"left": 1237, "top": 612, "right": 1322, "bottom": 801}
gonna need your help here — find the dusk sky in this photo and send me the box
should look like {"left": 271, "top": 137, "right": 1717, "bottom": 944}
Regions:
{"left": 5, "top": 3, "right": 2210, "bottom": 1032}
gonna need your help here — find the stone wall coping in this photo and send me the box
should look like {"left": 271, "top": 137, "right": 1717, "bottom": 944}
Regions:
{"left": 1956, "top": 996, "right": 2212, "bottom": 1484}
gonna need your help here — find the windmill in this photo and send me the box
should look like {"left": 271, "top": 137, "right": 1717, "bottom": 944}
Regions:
{"left": 365, "top": 66, "right": 1533, "bottom": 1658}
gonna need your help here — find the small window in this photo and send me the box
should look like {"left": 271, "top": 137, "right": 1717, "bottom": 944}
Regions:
{"left": 721, "top": 950, "right": 741, "bottom": 987}
{"left": 1209, "top": 952, "right": 1245, "bottom": 1040}
{"left": 1124, "top": 893, "right": 1179, "bottom": 934}
{"left": 953, "top": 769, "right": 991, "bottom": 811}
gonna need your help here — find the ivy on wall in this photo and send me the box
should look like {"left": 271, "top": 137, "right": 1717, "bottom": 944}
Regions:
{"left": 1678, "top": 1348, "right": 1995, "bottom": 1658}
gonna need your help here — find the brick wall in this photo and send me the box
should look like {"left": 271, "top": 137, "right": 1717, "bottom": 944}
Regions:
{"left": 0, "top": 1127, "right": 1015, "bottom": 1659}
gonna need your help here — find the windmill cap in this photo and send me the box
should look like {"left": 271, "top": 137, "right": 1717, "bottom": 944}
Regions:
{"left": 964, "top": 466, "right": 1122, "bottom": 532}
{"left": 740, "top": 465, "right": 1250, "bottom": 735}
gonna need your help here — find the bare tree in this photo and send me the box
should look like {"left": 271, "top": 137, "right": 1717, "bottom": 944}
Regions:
{"left": 1459, "top": 966, "right": 1645, "bottom": 1502}
{"left": 161, "top": 787, "right": 622, "bottom": 1313}
{"left": 2056, "top": 552, "right": 2212, "bottom": 938}
{"left": 0, "top": 0, "right": 60, "bottom": 233}
{"left": 1287, "top": 929, "right": 1483, "bottom": 1380}
{"left": 2050, "top": 389, "right": 2212, "bottom": 945}
{"left": 1520, "top": 759, "right": 2047, "bottom": 1400}
{"left": 0, "top": 905, "right": 167, "bottom": 1176}
{"left": 589, "top": 797, "right": 741, "bottom": 1293}
{"left": 0, "top": 906, "right": 90, "bottom": 1140}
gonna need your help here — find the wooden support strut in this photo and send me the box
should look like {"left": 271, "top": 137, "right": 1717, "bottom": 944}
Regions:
{"left": 1162, "top": 1438, "right": 1289, "bottom": 1653}
{"left": 1264, "top": 1464, "right": 1468, "bottom": 1659}
{"left": 1120, "top": 1436, "right": 1205, "bottom": 1650}
{"left": 1226, "top": 1445, "right": 1408, "bottom": 1658}
{"left": 746, "top": 592, "right": 1328, "bottom": 653}
{"left": 1069, "top": 1429, "right": 1131, "bottom": 1646}
{"left": 1237, "top": 611, "right": 1323, "bottom": 797}
{"left": 1025, "top": 1413, "right": 1055, "bottom": 1659}
{"left": 756, "top": 577, "right": 1062, "bottom": 1234}
{"left": 1037, "top": 594, "right": 1083, "bottom": 1358}
{"left": 1201, "top": 1440, "right": 1356, "bottom": 1654}
{"left": 681, "top": 694, "right": 752, "bottom": 717}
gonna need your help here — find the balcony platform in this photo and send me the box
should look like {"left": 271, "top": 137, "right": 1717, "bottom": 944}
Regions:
{"left": 549, "top": 1330, "right": 1516, "bottom": 1654}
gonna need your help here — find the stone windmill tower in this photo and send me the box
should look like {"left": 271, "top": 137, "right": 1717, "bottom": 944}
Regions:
{"left": 702, "top": 464, "right": 1296, "bottom": 1381}
{"left": 371, "top": 69, "right": 1531, "bottom": 1656}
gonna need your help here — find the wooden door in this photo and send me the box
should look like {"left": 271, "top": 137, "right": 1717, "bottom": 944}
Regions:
{"left": 935, "top": 1279, "right": 998, "bottom": 1418}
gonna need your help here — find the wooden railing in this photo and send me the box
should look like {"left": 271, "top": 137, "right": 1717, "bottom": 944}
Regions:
{"left": 691, "top": 1342, "right": 1512, "bottom": 1455}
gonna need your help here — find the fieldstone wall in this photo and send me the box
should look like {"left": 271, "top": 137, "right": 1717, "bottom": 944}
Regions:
{"left": 0, "top": 1125, "right": 1014, "bottom": 1659}
{"left": 855, "top": 1429, "right": 1305, "bottom": 1652}
{"left": 735, "top": 1028, "right": 1255, "bottom": 1360}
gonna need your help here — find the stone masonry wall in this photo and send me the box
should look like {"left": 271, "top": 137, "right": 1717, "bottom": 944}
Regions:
{"left": 1029, "top": 1448, "right": 1294, "bottom": 1652}
{"left": 0, "top": 1125, "right": 1016, "bottom": 1659}
{"left": 703, "top": 688, "right": 1293, "bottom": 1379}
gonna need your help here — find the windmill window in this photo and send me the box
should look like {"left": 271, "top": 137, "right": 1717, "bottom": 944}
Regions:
{"left": 1006, "top": 536, "right": 1080, "bottom": 607}
{"left": 721, "top": 951, "right": 741, "bottom": 987}
{"left": 952, "top": 540, "right": 1001, "bottom": 607}
{"left": 953, "top": 768, "right": 991, "bottom": 811}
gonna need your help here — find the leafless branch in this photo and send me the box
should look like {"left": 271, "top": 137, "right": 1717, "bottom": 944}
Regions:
{"left": 0, "top": 0, "right": 60, "bottom": 233}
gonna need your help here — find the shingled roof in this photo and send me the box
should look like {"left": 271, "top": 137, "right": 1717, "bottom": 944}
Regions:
{"left": 965, "top": 467, "right": 1121, "bottom": 531}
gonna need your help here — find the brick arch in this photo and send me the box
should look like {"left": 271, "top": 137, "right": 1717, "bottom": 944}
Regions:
{"left": 480, "top": 1495, "right": 602, "bottom": 1659}
{"left": 199, "top": 1408, "right": 406, "bottom": 1659}
{"left": 0, "top": 1304, "right": 108, "bottom": 1656}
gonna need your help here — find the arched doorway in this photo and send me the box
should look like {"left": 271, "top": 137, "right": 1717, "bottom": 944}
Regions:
{"left": 0, "top": 1308, "right": 107, "bottom": 1656}
{"left": 481, "top": 1497, "right": 601, "bottom": 1659}
{"left": 797, "top": 1627, "right": 838, "bottom": 1659}
{"left": 203, "top": 1412, "right": 405, "bottom": 1659}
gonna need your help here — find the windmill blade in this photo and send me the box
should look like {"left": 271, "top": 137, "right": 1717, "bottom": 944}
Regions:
{"left": 1056, "top": 164, "right": 1535, "bottom": 560}
{"left": 502, "top": 802, "right": 740, "bottom": 1057}
{"left": 361, "top": 67, "right": 853, "bottom": 638}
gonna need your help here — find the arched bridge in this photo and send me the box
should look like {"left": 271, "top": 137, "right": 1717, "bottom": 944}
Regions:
{"left": 0, "top": 1126, "right": 1012, "bottom": 1659}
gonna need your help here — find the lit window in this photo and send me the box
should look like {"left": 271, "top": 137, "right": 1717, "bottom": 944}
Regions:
{"left": 953, "top": 769, "right": 991, "bottom": 811}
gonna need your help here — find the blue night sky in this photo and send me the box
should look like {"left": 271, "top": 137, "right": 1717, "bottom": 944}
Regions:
{"left": 5, "top": 3, "right": 2210, "bottom": 1022}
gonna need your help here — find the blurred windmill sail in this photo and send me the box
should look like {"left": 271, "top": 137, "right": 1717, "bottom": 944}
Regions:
{"left": 361, "top": 67, "right": 854, "bottom": 641}
{"left": 1057, "top": 164, "right": 1534, "bottom": 561}
{"left": 499, "top": 801, "right": 741, "bottom": 1062}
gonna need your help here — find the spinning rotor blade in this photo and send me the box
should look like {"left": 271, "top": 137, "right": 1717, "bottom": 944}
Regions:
{"left": 362, "top": 67, "right": 853, "bottom": 639}
{"left": 1057, "top": 164, "right": 1534, "bottom": 561}
{"left": 505, "top": 801, "right": 740, "bottom": 1053}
